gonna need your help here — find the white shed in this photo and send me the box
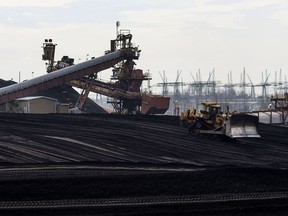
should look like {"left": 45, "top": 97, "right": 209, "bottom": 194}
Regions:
{"left": 7, "top": 96, "right": 57, "bottom": 114}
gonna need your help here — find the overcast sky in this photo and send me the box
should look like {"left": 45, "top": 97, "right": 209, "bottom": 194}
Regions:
{"left": 0, "top": 0, "right": 288, "bottom": 86}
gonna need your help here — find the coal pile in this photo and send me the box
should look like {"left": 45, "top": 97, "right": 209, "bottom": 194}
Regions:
{"left": 0, "top": 113, "right": 287, "bottom": 215}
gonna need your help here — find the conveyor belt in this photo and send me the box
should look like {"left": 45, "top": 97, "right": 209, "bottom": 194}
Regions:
{"left": 0, "top": 50, "right": 124, "bottom": 104}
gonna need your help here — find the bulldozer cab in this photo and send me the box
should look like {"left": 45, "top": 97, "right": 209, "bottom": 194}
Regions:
{"left": 200, "top": 102, "right": 222, "bottom": 121}
{"left": 201, "top": 102, "right": 221, "bottom": 113}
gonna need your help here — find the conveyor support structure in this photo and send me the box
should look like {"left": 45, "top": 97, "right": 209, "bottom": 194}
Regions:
{"left": 0, "top": 50, "right": 125, "bottom": 104}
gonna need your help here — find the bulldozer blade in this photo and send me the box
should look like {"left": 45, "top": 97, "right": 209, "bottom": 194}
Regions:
{"left": 225, "top": 113, "right": 260, "bottom": 138}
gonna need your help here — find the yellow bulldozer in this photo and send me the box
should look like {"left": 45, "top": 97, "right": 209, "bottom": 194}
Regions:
{"left": 180, "top": 102, "right": 260, "bottom": 138}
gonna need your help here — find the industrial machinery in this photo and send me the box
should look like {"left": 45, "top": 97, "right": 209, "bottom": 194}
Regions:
{"left": 180, "top": 102, "right": 260, "bottom": 138}
{"left": 0, "top": 25, "right": 170, "bottom": 115}
{"left": 41, "top": 24, "right": 170, "bottom": 114}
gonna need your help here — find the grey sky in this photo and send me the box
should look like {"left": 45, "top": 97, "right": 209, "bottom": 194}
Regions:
{"left": 0, "top": 0, "right": 288, "bottom": 86}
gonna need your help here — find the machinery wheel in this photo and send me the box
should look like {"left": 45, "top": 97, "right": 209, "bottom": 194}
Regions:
{"left": 189, "top": 122, "right": 201, "bottom": 136}
{"left": 195, "top": 121, "right": 202, "bottom": 129}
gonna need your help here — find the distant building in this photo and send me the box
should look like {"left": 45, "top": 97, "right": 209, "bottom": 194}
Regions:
{"left": 5, "top": 96, "right": 68, "bottom": 114}
{"left": 57, "top": 103, "right": 70, "bottom": 113}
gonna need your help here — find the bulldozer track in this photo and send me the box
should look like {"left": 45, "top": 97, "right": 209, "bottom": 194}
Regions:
{"left": 0, "top": 164, "right": 201, "bottom": 181}
{"left": 0, "top": 192, "right": 287, "bottom": 210}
